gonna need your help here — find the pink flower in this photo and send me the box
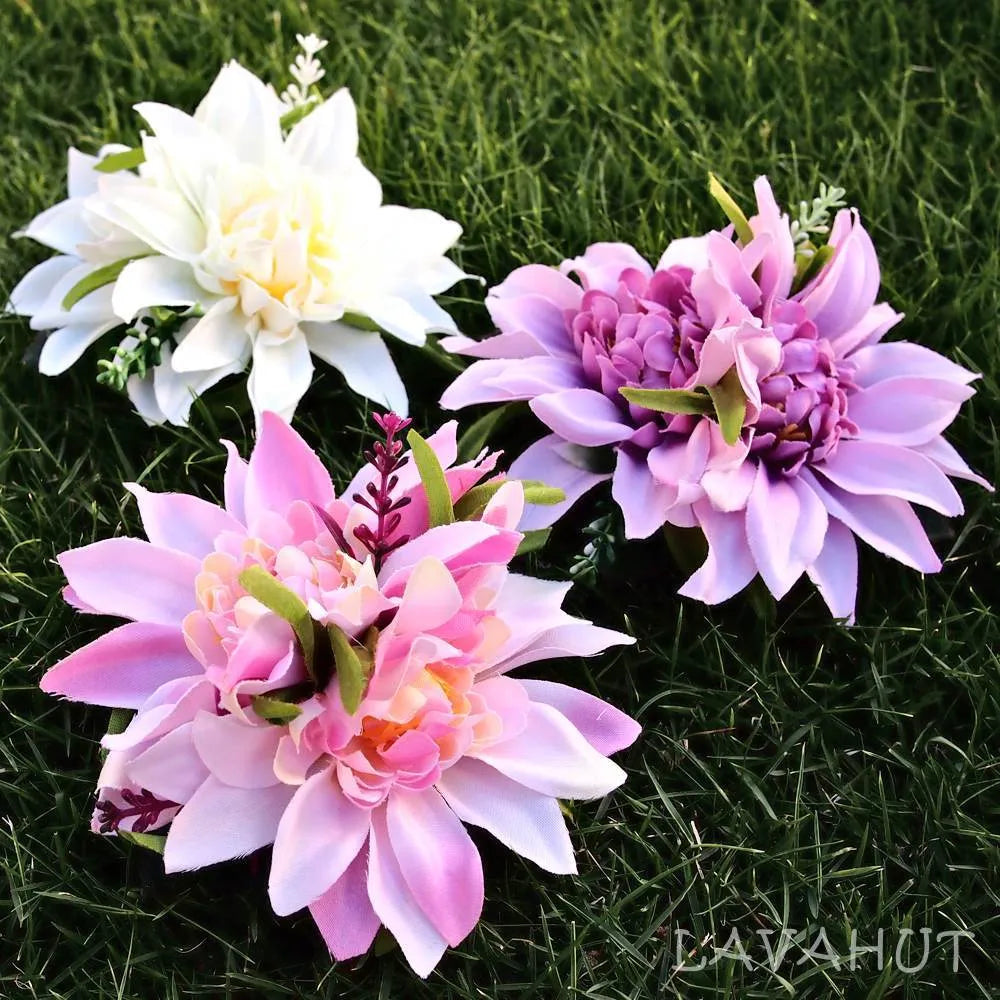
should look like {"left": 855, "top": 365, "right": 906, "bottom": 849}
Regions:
{"left": 440, "top": 177, "right": 990, "bottom": 620}
{"left": 41, "top": 412, "right": 638, "bottom": 977}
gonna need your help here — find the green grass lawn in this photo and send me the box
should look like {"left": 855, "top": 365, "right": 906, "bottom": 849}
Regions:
{"left": 2, "top": 0, "right": 999, "bottom": 996}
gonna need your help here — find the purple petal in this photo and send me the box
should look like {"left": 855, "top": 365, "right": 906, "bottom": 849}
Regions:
{"left": 439, "top": 356, "right": 583, "bottom": 410}
{"left": 387, "top": 788, "right": 484, "bottom": 946}
{"left": 816, "top": 440, "right": 963, "bottom": 516}
{"left": 805, "top": 517, "right": 858, "bottom": 622}
{"left": 847, "top": 377, "right": 975, "bottom": 447}
{"left": 163, "top": 776, "right": 295, "bottom": 872}
{"left": 746, "top": 466, "right": 827, "bottom": 599}
{"left": 309, "top": 848, "right": 381, "bottom": 962}
{"left": 437, "top": 757, "right": 576, "bottom": 874}
{"left": 125, "top": 483, "right": 242, "bottom": 558}
{"left": 40, "top": 622, "right": 200, "bottom": 709}
{"left": 849, "top": 342, "right": 978, "bottom": 389}
{"left": 832, "top": 302, "right": 903, "bottom": 356}
{"left": 492, "top": 263, "right": 584, "bottom": 310}
{"left": 561, "top": 242, "right": 653, "bottom": 293}
{"left": 507, "top": 435, "right": 610, "bottom": 531}
{"left": 612, "top": 448, "right": 676, "bottom": 539}
{"left": 269, "top": 768, "right": 372, "bottom": 916}
{"left": 518, "top": 679, "right": 640, "bottom": 755}
{"left": 913, "top": 436, "right": 993, "bottom": 491}
{"left": 678, "top": 500, "right": 757, "bottom": 604}
{"left": 58, "top": 538, "right": 199, "bottom": 626}
{"left": 530, "top": 389, "right": 633, "bottom": 446}
{"left": 486, "top": 292, "right": 577, "bottom": 358}
{"left": 800, "top": 469, "right": 941, "bottom": 573}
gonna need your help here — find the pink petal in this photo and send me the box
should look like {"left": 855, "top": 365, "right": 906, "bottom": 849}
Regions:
{"left": 125, "top": 483, "right": 242, "bottom": 557}
{"left": 561, "top": 242, "right": 653, "bottom": 293}
{"left": 487, "top": 620, "right": 634, "bottom": 675}
{"left": 815, "top": 440, "right": 963, "bottom": 516}
{"left": 379, "top": 523, "right": 521, "bottom": 593}
{"left": 269, "top": 768, "right": 372, "bottom": 916}
{"left": 391, "top": 557, "right": 464, "bottom": 635}
{"left": 678, "top": 500, "right": 757, "bottom": 604}
{"left": 481, "top": 480, "right": 525, "bottom": 531}
{"left": 387, "top": 788, "right": 484, "bottom": 946}
{"left": 127, "top": 721, "right": 209, "bottom": 803}
{"left": 439, "top": 357, "right": 583, "bottom": 409}
{"left": 612, "top": 448, "right": 676, "bottom": 539}
{"left": 437, "top": 757, "right": 575, "bottom": 874}
{"left": 530, "top": 389, "right": 633, "bottom": 447}
{"left": 848, "top": 342, "right": 978, "bottom": 389}
{"left": 244, "top": 411, "right": 334, "bottom": 525}
{"left": 805, "top": 517, "right": 858, "bottom": 622}
{"left": 163, "top": 776, "right": 295, "bottom": 872}
{"left": 192, "top": 711, "right": 283, "bottom": 788}
{"left": 507, "top": 435, "right": 611, "bottom": 531}
{"left": 58, "top": 538, "right": 199, "bottom": 626}
{"left": 101, "top": 677, "right": 216, "bottom": 752}
{"left": 517, "top": 679, "right": 641, "bottom": 756}
{"left": 800, "top": 469, "right": 941, "bottom": 573}
{"left": 222, "top": 439, "right": 249, "bottom": 523}
{"left": 473, "top": 703, "right": 627, "bottom": 799}
{"left": 367, "top": 806, "right": 448, "bottom": 978}
{"left": 309, "top": 847, "right": 381, "bottom": 962}
{"left": 40, "top": 622, "right": 200, "bottom": 709}
{"left": 847, "top": 377, "right": 975, "bottom": 447}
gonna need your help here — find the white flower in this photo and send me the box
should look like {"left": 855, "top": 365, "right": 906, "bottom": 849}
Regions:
{"left": 8, "top": 146, "right": 144, "bottom": 376}
{"left": 7, "top": 148, "right": 251, "bottom": 426}
{"left": 89, "top": 60, "right": 466, "bottom": 422}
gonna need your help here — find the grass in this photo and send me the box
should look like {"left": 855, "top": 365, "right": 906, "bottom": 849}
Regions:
{"left": 1, "top": 0, "right": 999, "bottom": 996}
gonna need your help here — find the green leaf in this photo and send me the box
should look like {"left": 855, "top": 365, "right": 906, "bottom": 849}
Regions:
{"left": 94, "top": 147, "right": 146, "bottom": 173}
{"left": 106, "top": 708, "right": 133, "bottom": 736}
{"left": 619, "top": 386, "right": 714, "bottom": 415}
{"left": 456, "top": 403, "right": 522, "bottom": 462}
{"left": 340, "top": 311, "right": 382, "bottom": 332}
{"left": 791, "top": 243, "right": 835, "bottom": 293}
{"left": 706, "top": 368, "right": 747, "bottom": 445}
{"left": 237, "top": 565, "right": 315, "bottom": 670}
{"left": 251, "top": 695, "right": 304, "bottom": 723}
{"left": 328, "top": 624, "right": 371, "bottom": 715}
{"left": 118, "top": 830, "right": 166, "bottom": 855}
{"left": 61, "top": 257, "right": 142, "bottom": 311}
{"left": 708, "top": 172, "right": 754, "bottom": 245}
{"left": 453, "top": 479, "right": 566, "bottom": 520}
{"left": 523, "top": 483, "right": 566, "bottom": 506}
{"left": 406, "top": 429, "right": 454, "bottom": 527}
{"left": 516, "top": 527, "right": 551, "bottom": 556}
{"left": 279, "top": 100, "right": 319, "bottom": 131}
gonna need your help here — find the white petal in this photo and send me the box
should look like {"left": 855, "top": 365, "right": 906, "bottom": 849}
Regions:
{"left": 7, "top": 256, "right": 79, "bottom": 316}
{"left": 306, "top": 321, "right": 408, "bottom": 413}
{"left": 22, "top": 199, "right": 95, "bottom": 255}
{"left": 286, "top": 88, "right": 359, "bottom": 171}
{"left": 247, "top": 330, "right": 313, "bottom": 422}
{"left": 39, "top": 321, "right": 118, "bottom": 375}
{"left": 112, "top": 256, "right": 203, "bottom": 322}
{"left": 67, "top": 148, "right": 102, "bottom": 199}
{"left": 170, "top": 298, "right": 249, "bottom": 372}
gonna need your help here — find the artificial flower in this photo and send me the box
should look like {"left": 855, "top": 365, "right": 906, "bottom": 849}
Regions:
{"left": 9, "top": 35, "right": 466, "bottom": 424}
{"left": 41, "top": 412, "right": 638, "bottom": 976}
{"left": 440, "top": 177, "right": 990, "bottom": 619}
